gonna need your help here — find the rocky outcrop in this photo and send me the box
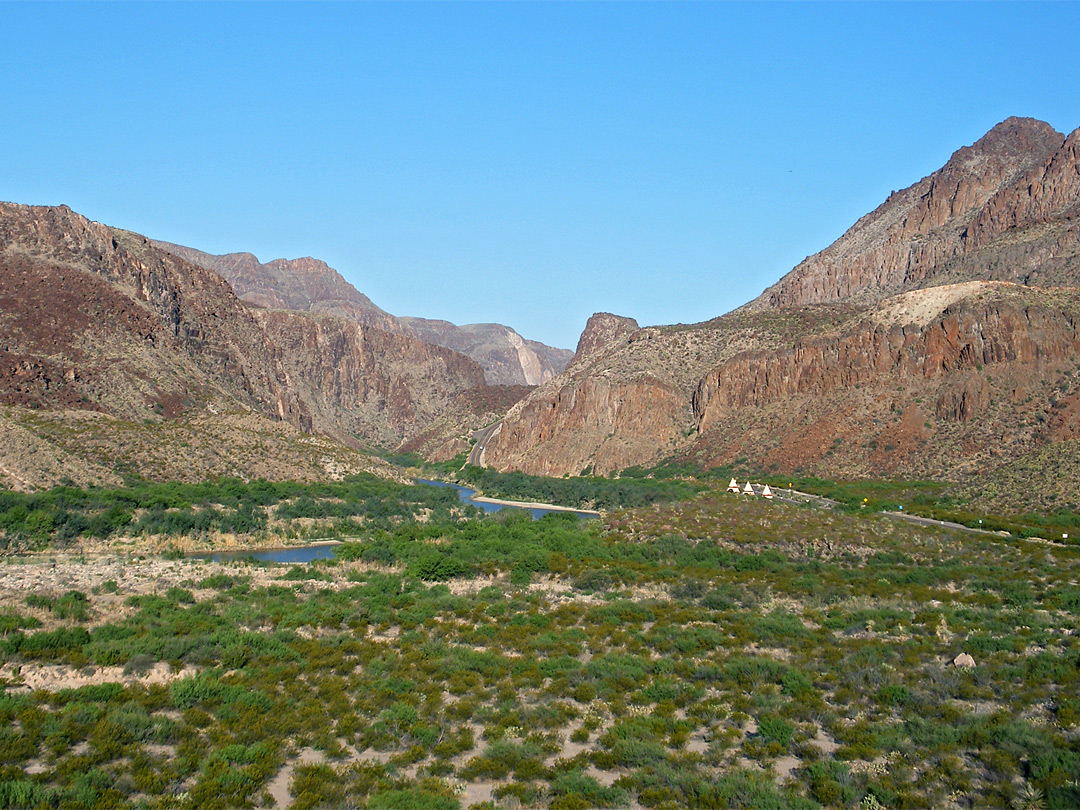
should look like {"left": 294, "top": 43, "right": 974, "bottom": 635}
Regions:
{"left": 399, "top": 318, "right": 573, "bottom": 386}
{"left": 572, "top": 313, "right": 640, "bottom": 366}
{"left": 482, "top": 373, "right": 688, "bottom": 477}
{"left": 966, "top": 127, "right": 1080, "bottom": 249}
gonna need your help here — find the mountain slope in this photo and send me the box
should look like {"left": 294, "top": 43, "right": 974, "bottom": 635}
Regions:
{"left": 485, "top": 118, "right": 1080, "bottom": 501}
{"left": 0, "top": 203, "right": 486, "bottom": 486}
{"left": 752, "top": 117, "right": 1075, "bottom": 309}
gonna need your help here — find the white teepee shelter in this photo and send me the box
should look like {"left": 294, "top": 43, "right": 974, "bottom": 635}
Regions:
{"left": 761, "top": 484, "right": 774, "bottom": 500}
{"left": 727, "top": 478, "right": 740, "bottom": 493}
{"left": 742, "top": 481, "right": 754, "bottom": 495}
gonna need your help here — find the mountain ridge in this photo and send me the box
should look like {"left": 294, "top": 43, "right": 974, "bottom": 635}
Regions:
{"left": 484, "top": 117, "right": 1080, "bottom": 497}
{"left": 152, "top": 240, "right": 573, "bottom": 386}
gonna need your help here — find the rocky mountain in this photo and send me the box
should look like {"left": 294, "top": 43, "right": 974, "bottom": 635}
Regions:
{"left": 400, "top": 318, "right": 573, "bottom": 385}
{"left": 154, "top": 241, "right": 573, "bottom": 386}
{"left": 150, "top": 241, "right": 404, "bottom": 334}
{"left": 484, "top": 118, "right": 1080, "bottom": 498}
{"left": 753, "top": 117, "right": 1078, "bottom": 308}
{"left": 0, "top": 203, "right": 486, "bottom": 487}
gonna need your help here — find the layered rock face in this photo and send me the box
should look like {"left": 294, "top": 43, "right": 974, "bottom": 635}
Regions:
{"left": 689, "top": 284, "right": 1080, "bottom": 478}
{"left": 0, "top": 203, "right": 487, "bottom": 483}
{"left": 696, "top": 285, "right": 1080, "bottom": 426}
{"left": 486, "top": 118, "right": 1080, "bottom": 482}
{"left": 399, "top": 318, "right": 573, "bottom": 386}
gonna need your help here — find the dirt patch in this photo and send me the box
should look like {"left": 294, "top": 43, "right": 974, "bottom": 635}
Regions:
{"left": 0, "top": 662, "right": 197, "bottom": 692}
{"left": 267, "top": 747, "right": 326, "bottom": 809}
{"left": 460, "top": 780, "right": 497, "bottom": 807}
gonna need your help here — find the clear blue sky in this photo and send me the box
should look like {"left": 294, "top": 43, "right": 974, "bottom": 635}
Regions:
{"left": 2, "top": 2, "right": 1077, "bottom": 350}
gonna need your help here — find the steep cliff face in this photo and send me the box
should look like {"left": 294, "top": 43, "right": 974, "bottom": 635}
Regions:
{"left": 482, "top": 373, "right": 688, "bottom": 477}
{"left": 257, "top": 310, "right": 486, "bottom": 447}
{"left": 753, "top": 118, "right": 1070, "bottom": 309}
{"left": 399, "top": 318, "right": 573, "bottom": 386}
{"left": 572, "top": 313, "right": 640, "bottom": 366}
{"left": 696, "top": 284, "right": 1080, "bottom": 425}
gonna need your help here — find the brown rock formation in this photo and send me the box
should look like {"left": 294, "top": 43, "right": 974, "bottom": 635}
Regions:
{"left": 0, "top": 202, "right": 487, "bottom": 484}
{"left": 572, "top": 313, "right": 640, "bottom": 366}
{"left": 483, "top": 373, "right": 687, "bottom": 477}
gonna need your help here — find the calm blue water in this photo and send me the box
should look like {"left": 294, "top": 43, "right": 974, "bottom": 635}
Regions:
{"left": 194, "top": 480, "right": 594, "bottom": 564}
{"left": 195, "top": 544, "right": 340, "bottom": 563}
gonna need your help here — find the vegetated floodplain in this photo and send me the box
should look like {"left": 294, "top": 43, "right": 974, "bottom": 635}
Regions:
{"left": 0, "top": 476, "right": 471, "bottom": 554}
{"left": 1, "top": 477, "right": 1080, "bottom": 809}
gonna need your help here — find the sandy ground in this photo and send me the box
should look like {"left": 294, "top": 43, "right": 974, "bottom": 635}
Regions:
{"left": 0, "top": 661, "right": 197, "bottom": 692}
{"left": 469, "top": 494, "right": 600, "bottom": 516}
{"left": 267, "top": 747, "right": 326, "bottom": 809}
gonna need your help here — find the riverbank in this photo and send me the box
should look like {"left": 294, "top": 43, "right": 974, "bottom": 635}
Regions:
{"left": 418, "top": 477, "right": 600, "bottom": 518}
{"left": 469, "top": 494, "right": 600, "bottom": 516}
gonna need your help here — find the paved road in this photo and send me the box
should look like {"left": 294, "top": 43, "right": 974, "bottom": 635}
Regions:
{"left": 466, "top": 420, "right": 502, "bottom": 468}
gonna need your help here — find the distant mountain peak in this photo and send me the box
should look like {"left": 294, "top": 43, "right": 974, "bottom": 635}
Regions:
{"left": 150, "top": 241, "right": 402, "bottom": 333}
{"left": 153, "top": 239, "right": 573, "bottom": 386}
